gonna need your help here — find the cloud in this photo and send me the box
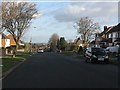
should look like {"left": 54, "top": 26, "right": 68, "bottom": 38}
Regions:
{"left": 119, "top": 1, "right": 120, "bottom": 23}
{"left": 52, "top": 2, "right": 118, "bottom": 26}
{"left": 53, "top": 4, "right": 86, "bottom": 22}
{"left": 33, "top": 12, "right": 42, "bottom": 18}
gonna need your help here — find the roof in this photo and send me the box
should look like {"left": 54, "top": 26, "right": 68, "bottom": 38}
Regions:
{"left": 0, "top": 32, "right": 9, "bottom": 39}
{"left": 112, "top": 23, "right": 120, "bottom": 32}
{"left": 105, "top": 23, "right": 120, "bottom": 34}
{"left": 99, "top": 27, "right": 112, "bottom": 36}
{"left": 105, "top": 26, "right": 114, "bottom": 34}
{"left": 90, "top": 40, "right": 95, "bottom": 44}
{"left": 7, "top": 34, "right": 16, "bottom": 46}
{"left": 114, "top": 38, "right": 120, "bottom": 42}
{"left": 100, "top": 38, "right": 108, "bottom": 42}
{"left": 7, "top": 34, "right": 24, "bottom": 46}
{"left": 100, "top": 23, "right": 120, "bottom": 36}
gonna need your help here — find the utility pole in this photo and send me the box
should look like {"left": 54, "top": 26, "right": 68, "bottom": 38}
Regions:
{"left": 95, "top": 33, "right": 97, "bottom": 47}
{"left": 29, "top": 38, "right": 32, "bottom": 54}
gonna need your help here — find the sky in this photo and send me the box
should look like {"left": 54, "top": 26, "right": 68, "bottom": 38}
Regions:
{"left": 18, "top": 0, "right": 119, "bottom": 43}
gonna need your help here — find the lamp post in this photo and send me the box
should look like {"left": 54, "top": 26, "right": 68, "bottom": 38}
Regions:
{"left": 29, "top": 26, "right": 36, "bottom": 53}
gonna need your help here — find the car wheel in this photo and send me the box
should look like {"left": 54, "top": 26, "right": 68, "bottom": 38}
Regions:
{"left": 90, "top": 58, "right": 94, "bottom": 63}
{"left": 85, "top": 58, "right": 88, "bottom": 62}
{"left": 105, "top": 59, "right": 109, "bottom": 64}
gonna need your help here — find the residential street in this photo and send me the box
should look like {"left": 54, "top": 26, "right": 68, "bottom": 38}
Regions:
{"left": 2, "top": 52, "right": 118, "bottom": 88}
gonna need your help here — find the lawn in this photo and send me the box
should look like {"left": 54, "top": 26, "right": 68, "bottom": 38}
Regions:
{"left": 2, "top": 53, "right": 31, "bottom": 73}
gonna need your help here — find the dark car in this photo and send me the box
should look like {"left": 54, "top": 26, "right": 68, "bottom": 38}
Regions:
{"left": 85, "top": 47, "right": 109, "bottom": 64}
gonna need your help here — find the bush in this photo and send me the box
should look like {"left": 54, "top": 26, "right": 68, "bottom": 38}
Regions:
{"left": 70, "top": 44, "right": 79, "bottom": 52}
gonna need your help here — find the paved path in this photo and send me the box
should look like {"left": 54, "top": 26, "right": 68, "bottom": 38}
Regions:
{"left": 3, "top": 52, "right": 119, "bottom": 88}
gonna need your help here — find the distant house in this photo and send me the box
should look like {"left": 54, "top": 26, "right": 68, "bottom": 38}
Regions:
{"left": 90, "top": 33, "right": 102, "bottom": 48}
{"left": 74, "top": 38, "right": 84, "bottom": 47}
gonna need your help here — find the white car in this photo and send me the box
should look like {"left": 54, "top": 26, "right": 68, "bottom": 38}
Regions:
{"left": 37, "top": 49, "right": 44, "bottom": 53}
{"left": 105, "top": 46, "right": 119, "bottom": 53}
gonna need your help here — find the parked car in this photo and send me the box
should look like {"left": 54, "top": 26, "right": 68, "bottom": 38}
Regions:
{"left": 44, "top": 48, "right": 50, "bottom": 52}
{"left": 37, "top": 49, "right": 44, "bottom": 53}
{"left": 105, "top": 46, "right": 119, "bottom": 53}
{"left": 85, "top": 47, "right": 109, "bottom": 63}
{"left": 57, "top": 49, "right": 62, "bottom": 53}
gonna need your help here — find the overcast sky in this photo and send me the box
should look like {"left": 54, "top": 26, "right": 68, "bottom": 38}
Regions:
{"left": 19, "top": 0, "right": 119, "bottom": 43}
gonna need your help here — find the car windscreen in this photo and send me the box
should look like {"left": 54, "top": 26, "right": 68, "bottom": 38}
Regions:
{"left": 92, "top": 48, "right": 106, "bottom": 55}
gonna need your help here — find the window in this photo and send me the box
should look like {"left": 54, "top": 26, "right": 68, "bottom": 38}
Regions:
{"left": 113, "top": 32, "right": 117, "bottom": 38}
{"left": 118, "top": 32, "right": 120, "bottom": 38}
{"left": 108, "top": 33, "right": 112, "bottom": 38}
{"left": 113, "top": 32, "right": 117, "bottom": 42}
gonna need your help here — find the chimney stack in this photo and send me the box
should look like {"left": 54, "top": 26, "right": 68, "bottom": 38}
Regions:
{"left": 104, "top": 26, "right": 107, "bottom": 31}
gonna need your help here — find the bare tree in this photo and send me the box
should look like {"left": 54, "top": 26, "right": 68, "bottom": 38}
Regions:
{"left": 74, "top": 17, "right": 100, "bottom": 47}
{"left": 48, "top": 33, "right": 59, "bottom": 51}
{"left": 0, "top": 2, "right": 3, "bottom": 32}
{"left": 2, "top": 2, "right": 37, "bottom": 57}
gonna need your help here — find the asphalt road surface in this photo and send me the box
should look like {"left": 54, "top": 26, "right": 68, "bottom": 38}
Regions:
{"left": 2, "top": 52, "right": 119, "bottom": 88}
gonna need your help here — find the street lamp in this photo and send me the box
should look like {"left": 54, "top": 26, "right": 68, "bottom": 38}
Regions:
{"left": 29, "top": 26, "right": 36, "bottom": 53}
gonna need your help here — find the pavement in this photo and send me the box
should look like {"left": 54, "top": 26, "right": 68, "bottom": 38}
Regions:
{"left": 2, "top": 52, "right": 119, "bottom": 88}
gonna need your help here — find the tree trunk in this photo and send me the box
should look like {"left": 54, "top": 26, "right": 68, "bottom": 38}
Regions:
{"left": 12, "top": 48, "right": 16, "bottom": 58}
{"left": 12, "top": 44, "right": 18, "bottom": 58}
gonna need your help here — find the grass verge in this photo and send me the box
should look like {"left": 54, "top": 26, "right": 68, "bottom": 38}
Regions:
{"left": 2, "top": 53, "right": 31, "bottom": 73}
{"left": 109, "top": 59, "right": 119, "bottom": 65}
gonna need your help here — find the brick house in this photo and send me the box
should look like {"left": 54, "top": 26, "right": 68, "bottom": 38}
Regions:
{"left": 90, "top": 23, "right": 120, "bottom": 48}
{"left": 7, "top": 34, "right": 25, "bottom": 52}
{"left": 0, "top": 33, "right": 10, "bottom": 55}
{"left": 0, "top": 33, "right": 25, "bottom": 55}
{"left": 98, "top": 23, "right": 120, "bottom": 47}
